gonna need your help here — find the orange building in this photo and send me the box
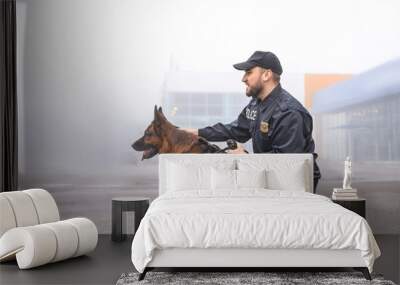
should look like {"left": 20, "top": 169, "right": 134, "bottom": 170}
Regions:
{"left": 304, "top": 74, "right": 352, "bottom": 109}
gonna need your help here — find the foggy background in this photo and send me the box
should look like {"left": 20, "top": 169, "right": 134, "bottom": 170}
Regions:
{"left": 16, "top": 0, "right": 399, "bottom": 235}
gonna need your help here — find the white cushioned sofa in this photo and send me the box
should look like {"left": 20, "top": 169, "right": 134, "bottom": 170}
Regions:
{"left": 0, "top": 189, "right": 98, "bottom": 269}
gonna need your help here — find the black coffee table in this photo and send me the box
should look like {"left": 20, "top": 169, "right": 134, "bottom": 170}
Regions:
{"left": 111, "top": 197, "right": 150, "bottom": 242}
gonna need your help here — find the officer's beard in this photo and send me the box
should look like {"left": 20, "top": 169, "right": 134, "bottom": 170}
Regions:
{"left": 246, "top": 83, "right": 263, "bottom": 99}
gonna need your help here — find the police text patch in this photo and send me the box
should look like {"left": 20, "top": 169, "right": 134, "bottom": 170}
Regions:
{"left": 245, "top": 108, "right": 257, "bottom": 120}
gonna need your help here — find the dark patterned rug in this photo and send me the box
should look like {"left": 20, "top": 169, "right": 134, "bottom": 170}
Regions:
{"left": 116, "top": 271, "right": 396, "bottom": 285}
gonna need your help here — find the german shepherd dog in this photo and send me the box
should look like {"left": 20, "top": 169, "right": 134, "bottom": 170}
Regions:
{"left": 132, "top": 106, "right": 235, "bottom": 160}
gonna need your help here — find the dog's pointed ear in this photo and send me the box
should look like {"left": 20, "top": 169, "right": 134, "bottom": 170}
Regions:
{"left": 154, "top": 106, "right": 167, "bottom": 124}
{"left": 154, "top": 105, "right": 161, "bottom": 124}
{"left": 157, "top": 107, "right": 168, "bottom": 121}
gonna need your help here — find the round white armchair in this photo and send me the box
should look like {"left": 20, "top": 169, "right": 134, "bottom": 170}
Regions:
{"left": 0, "top": 189, "right": 98, "bottom": 269}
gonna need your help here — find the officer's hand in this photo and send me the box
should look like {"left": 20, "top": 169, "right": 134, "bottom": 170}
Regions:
{"left": 180, "top": 128, "right": 199, "bottom": 136}
{"left": 227, "top": 143, "right": 248, "bottom": 154}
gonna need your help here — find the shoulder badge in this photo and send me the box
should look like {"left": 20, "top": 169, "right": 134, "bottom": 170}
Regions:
{"left": 260, "top": 121, "right": 269, "bottom": 133}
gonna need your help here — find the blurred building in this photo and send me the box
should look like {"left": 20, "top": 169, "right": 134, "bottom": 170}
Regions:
{"left": 304, "top": 74, "right": 352, "bottom": 109}
{"left": 162, "top": 71, "right": 247, "bottom": 129}
{"left": 312, "top": 59, "right": 400, "bottom": 179}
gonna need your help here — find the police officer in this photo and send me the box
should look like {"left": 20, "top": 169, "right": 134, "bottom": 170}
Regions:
{"left": 182, "top": 51, "right": 321, "bottom": 190}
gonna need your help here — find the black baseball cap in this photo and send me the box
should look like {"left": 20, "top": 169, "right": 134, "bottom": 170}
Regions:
{"left": 233, "top": 51, "right": 283, "bottom": 75}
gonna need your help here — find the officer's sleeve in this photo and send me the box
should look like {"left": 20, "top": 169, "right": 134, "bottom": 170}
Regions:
{"left": 198, "top": 108, "right": 251, "bottom": 143}
{"left": 270, "top": 110, "right": 307, "bottom": 153}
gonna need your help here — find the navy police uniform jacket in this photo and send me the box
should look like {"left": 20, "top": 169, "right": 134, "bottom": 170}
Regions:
{"left": 198, "top": 84, "right": 321, "bottom": 186}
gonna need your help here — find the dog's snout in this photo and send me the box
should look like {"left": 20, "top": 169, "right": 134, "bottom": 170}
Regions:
{"left": 132, "top": 136, "right": 146, "bottom": 151}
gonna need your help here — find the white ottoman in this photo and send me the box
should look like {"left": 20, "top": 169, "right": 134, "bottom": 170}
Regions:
{"left": 0, "top": 189, "right": 98, "bottom": 269}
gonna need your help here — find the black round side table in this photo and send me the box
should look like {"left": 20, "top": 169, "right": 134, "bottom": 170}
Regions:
{"left": 111, "top": 197, "right": 150, "bottom": 242}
